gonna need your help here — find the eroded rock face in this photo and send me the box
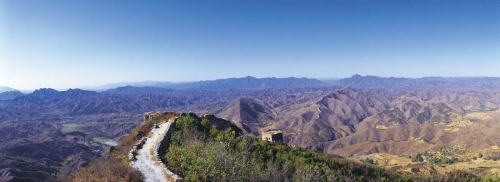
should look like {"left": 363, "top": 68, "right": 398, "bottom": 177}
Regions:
{"left": 1, "top": 76, "right": 500, "bottom": 180}
{"left": 216, "top": 97, "right": 274, "bottom": 135}
{"left": 217, "top": 88, "right": 500, "bottom": 156}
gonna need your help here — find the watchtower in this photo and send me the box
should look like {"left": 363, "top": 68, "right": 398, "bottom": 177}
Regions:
{"left": 261, "top": 130, "right": 283, "bottom": 143}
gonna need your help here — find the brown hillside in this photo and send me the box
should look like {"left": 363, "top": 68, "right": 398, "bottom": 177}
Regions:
{"left": 218, "top": 88, "right": 500, "bottom": 158}
{"left": 216, "top": 97, "right": 275, "bottom": 135}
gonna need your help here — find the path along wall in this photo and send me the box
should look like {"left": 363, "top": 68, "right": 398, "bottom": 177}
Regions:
{"left": 129, "top": 112, "right": 182, "bottom": 182}
{"left": 154, "top": 117, "right": 182, "bottom": 182}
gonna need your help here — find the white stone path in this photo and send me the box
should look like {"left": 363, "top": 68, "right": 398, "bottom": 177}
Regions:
{"left": 132, "top": 122, "right": 171, "bottom": 182}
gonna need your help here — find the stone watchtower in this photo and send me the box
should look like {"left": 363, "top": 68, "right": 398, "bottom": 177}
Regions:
{"left": 261, "top": 130, "right": 283, "bottom": 143}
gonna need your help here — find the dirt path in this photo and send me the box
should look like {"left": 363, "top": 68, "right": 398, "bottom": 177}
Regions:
{"left": 132, "top": 122, "right": 172, "bottom": 182}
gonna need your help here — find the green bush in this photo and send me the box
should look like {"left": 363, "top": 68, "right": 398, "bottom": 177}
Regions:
{"left": 164, "top": 115, "right": 401, "bottom": 181}
{"left": 483, "top": 173, "right": 500, "bottom": 182}
{"left": 165, "top": 115, "right": 486, "bottom": 181}
{"left": 175, "top": 114, "right": 198, "bottom": 129}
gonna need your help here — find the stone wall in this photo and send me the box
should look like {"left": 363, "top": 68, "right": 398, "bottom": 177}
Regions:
{"left": 129, "top": 137, "right": 147, "bottom": 166}
{"left": 129, "top": 112, "right": 183, "bottom": 182}
{"left": 154, "top": 117, "right": 182, "bottom": 182}
{"left": 144, "top": 111, "right": 171, "bottom": 123}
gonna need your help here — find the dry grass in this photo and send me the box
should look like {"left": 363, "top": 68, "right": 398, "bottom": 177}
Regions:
{"left": 464, "top": 109, "right": 500, "bottom": 122}
{"left": 150, "top": 145, "right": 158, "bottom": 162}
{"left": 369, "top": 153, "right": 414, "bottom": 167}
{"left": 68, "top": 112, "right": 180, "bottom": 182}
{"left": 358, "top": 148, "right": 500, "bottom": 178}
{"left": 70, "top": 158, "right": 143, "bottom": 182}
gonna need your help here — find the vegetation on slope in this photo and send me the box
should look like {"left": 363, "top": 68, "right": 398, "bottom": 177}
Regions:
{"left": 165, "top": 114, "right": 500, "bottom": 182}
{"left": 67, "top": 112, "right": 500, "bottom": 182}
{"left": 165, "top": 114, "right": 412, "bottom": 181}
{"left": 68, "top": 112, "right": 180, "bottom": 182}
{"left": 411, "top": 148, "right": 461, "bottom": 165}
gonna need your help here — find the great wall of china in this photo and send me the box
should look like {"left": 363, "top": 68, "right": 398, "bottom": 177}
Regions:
{"left": 129, "top": 112, "right": 183, "bottom": 182}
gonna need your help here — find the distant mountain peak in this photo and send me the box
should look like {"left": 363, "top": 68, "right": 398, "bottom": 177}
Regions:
{"left": 32, "top": 88, "right": 59, "bottom": 96}
{"left": 62, "top": 88, "right": 99, "bottom": 95}
{"left": 334, "top": 75, "right": 500, "bottom": 91}
{"left": 0, "top": 91, "right": 24, "bottom": 100}
{"left": 0, "top": 86, "right": 18, "bottom": 93}
{"left": 103, "top": 85, "right": 174, "bottom": 96}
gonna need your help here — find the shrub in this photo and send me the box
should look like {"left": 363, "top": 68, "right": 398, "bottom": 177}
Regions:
{"left": 483, "top": 173, "right": 500, "bottom": 182}
{"left": 68, "top": 112, "right": 180, "bottom": 182}
{"left": 364, "top": 158, "right": 374, "bottom": 164}
{"left": 164, "top": 115, "right": 404, "bottom": 181}
{"left": 70, "top": 158, "right": 143, "bottom": 182}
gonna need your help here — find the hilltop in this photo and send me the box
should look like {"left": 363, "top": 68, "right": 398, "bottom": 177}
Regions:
{"left": 0, "top": 86, "right": 18, "bottom": 93}
{"left": 1, "top": 75, "right": 500, "bottom": 180}
{"left": 71, "top": 112, "right": 500, "bottom": 181}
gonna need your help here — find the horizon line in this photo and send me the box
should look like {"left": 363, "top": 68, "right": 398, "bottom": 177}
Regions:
{"left": 3, "top": 74, "right": 500, "bottom": 92}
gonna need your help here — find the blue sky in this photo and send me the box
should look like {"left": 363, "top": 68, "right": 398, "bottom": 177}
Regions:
{"left": 1, "top": 0, "right": 499, "bottom": 90}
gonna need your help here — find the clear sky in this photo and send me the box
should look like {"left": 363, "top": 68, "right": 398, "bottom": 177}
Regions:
{"left": 1, "top": 0, "right": 499, "bottom": 90}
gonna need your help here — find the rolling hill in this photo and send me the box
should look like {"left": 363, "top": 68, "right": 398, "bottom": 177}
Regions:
{"left": 1, "top": 75, "right": 500, "bottom": 180}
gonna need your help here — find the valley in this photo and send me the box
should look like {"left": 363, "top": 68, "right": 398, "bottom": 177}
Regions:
{"left": 4, "top": 0, "right": 499, "bottom": 180}
{"left": 1, "top": 75, "right": 500, "bottom": 181}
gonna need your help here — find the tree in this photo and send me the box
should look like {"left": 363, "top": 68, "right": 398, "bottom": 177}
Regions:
{"left": 176, "top": 114, "right": 197, "bottom": 129}
{"left": 479, "top": 153, "right": 483, "bottom": 158}
{"left": 364, "top": 158, "right": 374, "bottom": 164}
{"left": 200, "top": 118, "right": 210, "bottom": 128}
{"left": 413, "top": 154, "right": 424, "bottom": 162}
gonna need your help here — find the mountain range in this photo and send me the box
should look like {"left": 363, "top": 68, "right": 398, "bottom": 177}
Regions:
{"left": 0, "top": 91, "right": 24, "bottom": 101}
{"left": 0, "top": 86, "right": 18, "bottom": 93}
{"left": 79, "top": 76, "right": 325, "bottom": 91}
{"left": 215, "top": 88, "right": 500, "bottom": 153}
{"left": 1, "top": 75, "right": 500, "bottom": 181}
